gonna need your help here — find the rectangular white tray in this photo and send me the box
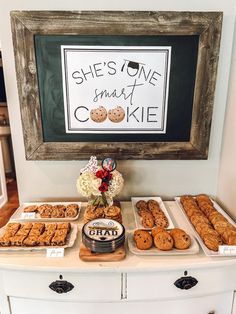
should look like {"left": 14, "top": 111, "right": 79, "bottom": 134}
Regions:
{"left": 175, "top": 196, "right": 236, "bottom": 256}
{"left": 10, "top": 202, "right": 81, "bottom": 222}
{"left": 0, "top": 222, "right": 78, "bottom": 251}
{"left": 131, "top": 197, "right": 174, "bottom": 230}
{"left": 128, "top": 232, "right": 199, "bottom": 256}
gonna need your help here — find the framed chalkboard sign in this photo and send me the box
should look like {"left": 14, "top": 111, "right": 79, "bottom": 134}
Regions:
{"left": 11, "top": 11, "right": 222, "bottom": 160}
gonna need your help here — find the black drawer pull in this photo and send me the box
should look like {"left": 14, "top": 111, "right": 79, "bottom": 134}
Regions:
{"left": 49, "top": 280, "right": 74, "bottom": 294}
{"left": 174, "top": 276, "right": 198, "bottom": 290}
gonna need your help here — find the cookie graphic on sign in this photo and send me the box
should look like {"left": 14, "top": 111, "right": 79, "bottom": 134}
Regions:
{"left": 108, "top": 106, "right": 125, "bottom": 123}
{"left": 90, "top": 106, "right": 107, "bottom": 123}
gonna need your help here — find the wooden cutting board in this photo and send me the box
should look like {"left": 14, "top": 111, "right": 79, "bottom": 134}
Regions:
{"left": 79, "top": 243, "right": 126, "bottom": 262}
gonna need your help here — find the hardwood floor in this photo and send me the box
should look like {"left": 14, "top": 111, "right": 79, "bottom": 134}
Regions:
{"left": 0, "top": 179, "right": 19, "bottom": 228}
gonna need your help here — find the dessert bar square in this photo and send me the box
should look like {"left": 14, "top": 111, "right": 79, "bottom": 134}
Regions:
{"left": 54, "top": 229, "right": 68, "bottom": 237}
{"left": 31, "top": 223, "right": 45, "bottom": 230}
{"left": 22, "top": 222, "right": 33, "bottom": 230}
{"left": 0, "top": 235, "right": 11, "bottom": 246}
{"left": 51, "top": 235, "right": 67, "bottom": 246}
{"left": 38, "top": 233, "right": 53, "bottom": 246}
{"left": 6, "top": 223, "right": 21, "bottom": 233}
{"left": 45, "top": 223, "right": 57, "bottom": 232}
{"left": 10, "top": 234, "right": 27, "bottom": 246}
{"left": 57, "top": 222, "right": 71, "bottom": 231}
{"left": 29, "top": 229, "right": 43, "bottom": 236}
{"left": 16, "top": 228, "right": 30, "bottom": 236}
{"left": 23, "top": 236, "right": 39, "bottom": 246}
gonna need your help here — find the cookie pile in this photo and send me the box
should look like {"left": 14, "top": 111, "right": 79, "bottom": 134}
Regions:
{"left": 133, "top": 227, "right": 191, "bottom": 251}
{"left": 23, "top": 203, "right": 79, "bottom": 218}
{"left": 180, "top": 194, "right": 236, "bottom": 251}
{"left": 84, "top": 205, "right": 122, "bottom": 224}
{"left": 135, "top": 199, "right": 169, "bottom": 229}
{"left": 0, "top": 222, "right": 71, "bottom": 247}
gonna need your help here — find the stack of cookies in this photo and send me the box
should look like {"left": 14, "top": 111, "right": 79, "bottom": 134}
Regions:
{"left": 0, "top": 222, "right": 71, "bottom": 247}
{"left": 84, "top": 205, "right": 104, "bottom": 223}
{"left": 104, "top": 206, "right": 122, "bottom": 223}
{"left": 23, "top": 203, "right": 79, "bottom": 218}
{"left": 180, "top": 194, "right": 236, "bottom": 251}
{"left": 133, "top": 227, "right": 191, "bottom": 251}
{"left": 84, "top": 205, "right": 122, "bottom": 224}
{"left": 135, "top": 199, "right": 169, "bottom": 229}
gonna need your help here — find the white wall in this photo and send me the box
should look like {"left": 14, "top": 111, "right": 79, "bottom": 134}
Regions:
{"left": 0, "top": 0, "right": 235, "bottom": 203}
{"left": 217, "top": 17, "right": 236, "bottom": 219}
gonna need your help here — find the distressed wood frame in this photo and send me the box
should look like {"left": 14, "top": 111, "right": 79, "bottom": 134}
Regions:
{"left": 10, "top": 11, "right": 222, "bottom": 160}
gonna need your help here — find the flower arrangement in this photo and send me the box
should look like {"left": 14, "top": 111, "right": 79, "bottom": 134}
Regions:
{"left": 77, "top": 156, "right": 124, "bottom": 206}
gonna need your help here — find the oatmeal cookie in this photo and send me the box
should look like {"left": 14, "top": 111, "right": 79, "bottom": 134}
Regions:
{"left": 23, "top": 205, "right": 38, "bottom": 213}
{"left": 222, "top": 229, "right": 236, "bottom": 244}
{"left": 51, "top": 208, "right": 65, "bottom": 218}
{"left": 65, "top": 204, "right": 78, "bottom": 218}
{"left": 84, "top": 205, "right": 104, "bottom": 222}
{"left": 38, "top": 204, "right": 53, "bottom": 218}
{"left": 202, "top": 233, "right": 222, "bottom": 251}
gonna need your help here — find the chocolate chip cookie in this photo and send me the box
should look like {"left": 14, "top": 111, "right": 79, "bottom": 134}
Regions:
{"left": 169, "top": 228, "right": 191, "bottom": 250}
{"left": 134, "top": 229, "right": 153, "bottom": 250}
{"left": 153, "top": 231, "right": 173, "bottom": 251}
{"left": 108, "top": 106, "right": 125, "bottom": 123}
{"left": 90, "top": 106, "right": 107, "bottom": 123}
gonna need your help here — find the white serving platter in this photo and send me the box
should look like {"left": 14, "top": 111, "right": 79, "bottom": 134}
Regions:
{"left": 127, "top": 232, "right": 199, "bottom": 256}
{"left": 0, "top": 222, "right": 78, "bottom": 251}
{"left": 131, "top": 197, "right": 175, "bottom": 230}
{"left": 175, "top": 196, "right": 236, "bottom": 257}
{"left": 10, "top": 202, "right": 81, "bottom": 222}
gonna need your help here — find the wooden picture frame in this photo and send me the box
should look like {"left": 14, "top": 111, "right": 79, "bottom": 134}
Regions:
{"left": 11, "top": 11, "right": 222, "bottom": 160}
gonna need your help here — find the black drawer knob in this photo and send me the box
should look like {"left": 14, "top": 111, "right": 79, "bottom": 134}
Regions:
{"left": 49, "top": 280, "right": 74, "bottom": 294}
{"left": 174, "top": 276, "right": 198, "bottom": 290}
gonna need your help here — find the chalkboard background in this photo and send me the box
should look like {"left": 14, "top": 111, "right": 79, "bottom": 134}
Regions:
{"left": 35, "top": 35, "right": 199, "bottom": 143}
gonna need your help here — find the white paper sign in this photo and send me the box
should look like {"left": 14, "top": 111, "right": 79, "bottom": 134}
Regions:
{"left": 219, "top": 245, "right": 236, "bottom": 255}
{"left": 46, "top": 248, "right": 65, "bottom": 258}
{"left": 21, "top": 212, "right": 36, "bottom": 219}
{"left": 61, "top": 45, "right": 171, "bottom": 134}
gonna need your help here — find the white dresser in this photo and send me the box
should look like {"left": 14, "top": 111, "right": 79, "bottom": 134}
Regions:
{"left": 0, "top": 201, "right": 236, "bottom": 314}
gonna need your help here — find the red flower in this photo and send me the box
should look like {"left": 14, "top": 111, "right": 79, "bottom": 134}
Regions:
{"left": 106, "top": 172, "right": 112, "bottom": 181}
{"left": 96, "top": 169, "right": 106, "bottom": 179}
{"left": 99, "top": 182, "right": 109, "bottom": 192}
{"left": 96, "top": 169, "right": 112, "bottom": 181}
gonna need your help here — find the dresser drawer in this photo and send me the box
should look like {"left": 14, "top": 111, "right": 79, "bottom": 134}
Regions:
{"left": 8, "top": 292, "right": 234, "bottom": 314}
{"left": 2, "top": 270, "right": 121, "bottom": 302}
{"left": 127, "top": 265, "right": 236, "bottom": 301}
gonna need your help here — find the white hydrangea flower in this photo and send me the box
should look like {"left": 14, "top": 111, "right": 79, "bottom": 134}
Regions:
{"left": 105, "top": 170, "right": 124, "bottom": 198}
{"left": 77, "top": 166, "right": 124, "bottom": 200}
{"left": 76, "top": 171, "right": 102, "bottom": 197}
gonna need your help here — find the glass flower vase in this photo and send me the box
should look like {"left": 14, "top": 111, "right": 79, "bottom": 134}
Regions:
{"left": 88, "top": 193, "right": 113, "bottom": 207}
